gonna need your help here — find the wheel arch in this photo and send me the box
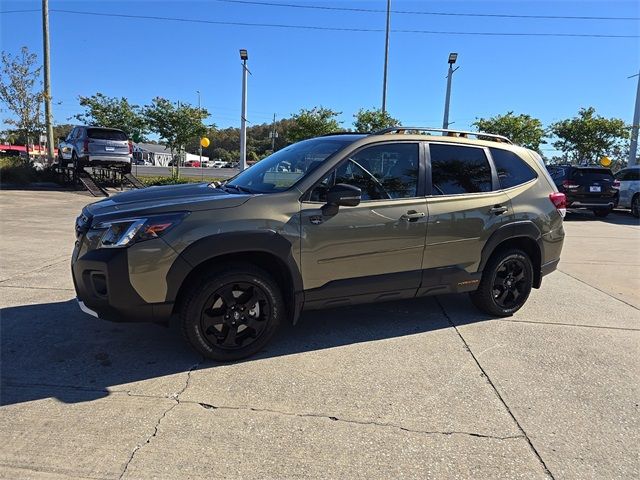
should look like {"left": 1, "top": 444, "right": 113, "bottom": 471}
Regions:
{"left": 479, "top": 222, "right": 543, "bottom": 288}
{"left": 167, "top": 231, "right": 303, "bottom": 324}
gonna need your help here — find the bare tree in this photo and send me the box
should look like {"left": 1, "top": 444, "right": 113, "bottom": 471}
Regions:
{"left": 0, "top": 47, "right": 44, "bottom": 157}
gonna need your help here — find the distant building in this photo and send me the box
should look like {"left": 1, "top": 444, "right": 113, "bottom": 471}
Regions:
{"left": 133, "top": 143, "right": 173, "bottom": 166}
{"left": 133, "top": 143, "right": 209, "bottom": 166}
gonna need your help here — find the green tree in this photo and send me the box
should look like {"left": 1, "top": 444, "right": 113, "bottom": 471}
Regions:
{"left": 473, "top": 112, "right": 545, "bottom": 151}
{"left": 0, "top": 47, "right": 43, "bottom": 155}
{"left": 143, "top": 97, "right": 208, "bottom": 176}
{"left": 288, "top": 107, "right": 341, "bottom": 142}
{"left": 550, "top": 107, "right": 629, "bottom": 165}
{"left": 75, "top": 93, "right": 147, "bottom": 142}
{"left": 353, "top": 108, "right": 400, "bottom": 133}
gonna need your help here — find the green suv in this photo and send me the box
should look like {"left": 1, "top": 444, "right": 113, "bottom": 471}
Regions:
{"left": 72, "top": 128, "right": 566, "bottom": 360}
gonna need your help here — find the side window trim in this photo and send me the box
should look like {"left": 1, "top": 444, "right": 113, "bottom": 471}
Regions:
{"left": 301, "top": 141, "right": 425, "bottom": 203}
{"left": 425, "top": 142, "right": 497, "bottom": 197}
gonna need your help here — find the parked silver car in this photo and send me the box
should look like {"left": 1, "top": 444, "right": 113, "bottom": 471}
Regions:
{"left": 58, "top": 126, "right": 132, "bottom": 172}
{"left": 615, "top": 165, "right": 640, "bottom": 217}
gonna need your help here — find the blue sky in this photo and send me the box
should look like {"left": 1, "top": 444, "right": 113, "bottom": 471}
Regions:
{"left": 1, "top": 0, "right": 638, "bottom": 155}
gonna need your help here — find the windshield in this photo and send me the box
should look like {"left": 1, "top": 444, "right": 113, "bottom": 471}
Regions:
{"left": 226, "top": 138, "right": 354, "bottom": 193}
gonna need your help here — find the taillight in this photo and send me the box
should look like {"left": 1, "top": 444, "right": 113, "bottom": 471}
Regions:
{"left": 613, "top": 180, "right": 620, "bottom": 189}
{"left": 83, "top": 139, "right": 89, "bottom": 153}
{"left": 549, "top": 192, "right": 567, "bottom": 218}
{"left": 562, "top": 179, "right": 579, "bottom": 189}
{"left": 128, "top": 140, "right": 133, "bottom": 155}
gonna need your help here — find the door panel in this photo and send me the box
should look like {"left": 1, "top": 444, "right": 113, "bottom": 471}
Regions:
{"left": 300, "top": 198, "right": 428, "bottom": 292}
{"left": 424, "top": 191, "right": 512, "bottom": 272}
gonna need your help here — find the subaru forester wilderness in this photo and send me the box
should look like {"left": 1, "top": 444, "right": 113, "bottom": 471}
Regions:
{"left": 72, "top": 127, "right": 565, "bottom": 361}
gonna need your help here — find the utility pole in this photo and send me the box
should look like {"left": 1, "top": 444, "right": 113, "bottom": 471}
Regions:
{"left": 239, "top": 49, "right": 249, "bottom": 171}
{"left": 197, "top": 90, "right": 202, "bottom": 165}
{"left": 41, "top": 0, "right": 55, "bottom": 164}
{"left": 629, "top": 72, "right": 640, "bottom": 167}
{"left": 442, "top": 53, "right": 459, "bottom": 130}
{"left": 270, "top": 113, "right": 277, "bottom": 153}
{"left": 381, "top": 0, "right": 391, "bottom": 113}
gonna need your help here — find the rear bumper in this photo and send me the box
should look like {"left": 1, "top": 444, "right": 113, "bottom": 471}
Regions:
{"left": 83, "top": 155, "right": 132, "bottom": 165}
{"left": 567, "top": 200, "right": 614, "bottom": 208}
{"left": 72, "top": 246, "right": 173, "bottom": 323}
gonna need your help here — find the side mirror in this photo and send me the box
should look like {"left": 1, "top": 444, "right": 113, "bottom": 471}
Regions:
{"left": 322, "top": 183, "right": 361, "bottom": 216}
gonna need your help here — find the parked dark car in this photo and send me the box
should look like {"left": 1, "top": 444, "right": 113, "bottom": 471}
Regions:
{"left": 547, "top": 165, "right": 618, "bottom": 217}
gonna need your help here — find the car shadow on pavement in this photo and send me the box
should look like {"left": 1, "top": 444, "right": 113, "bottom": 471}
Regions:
{"left": 1, "top": 295, "right": 487, "bottom": 406}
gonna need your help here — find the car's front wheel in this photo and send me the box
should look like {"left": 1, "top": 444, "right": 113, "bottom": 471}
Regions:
{"left": 470, "top": 248, "right": 533, "bottom": 317}
{"left": 180, "top": 264, "right": 284, "bottom": 361}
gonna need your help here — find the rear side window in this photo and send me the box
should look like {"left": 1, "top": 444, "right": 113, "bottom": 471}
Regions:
{"left": 490, "top": 148, "right": 537, "bottom": 189}
{"left": 571, "top": 168, "right": 613, "bottom": 183}
{"left": 87, "top": 128, "right": 128, "bottom": 141}
{"left": 617, "top": 169, "right": 640, "bottom": 181}
{"left": 429, "top": 144, "right": 492, "bottom": 195}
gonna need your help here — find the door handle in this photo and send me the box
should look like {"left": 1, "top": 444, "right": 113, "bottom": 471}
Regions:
{"left": 401, "top": 210, "right": 426, "bottom": 221}
{"left": 489, "top": 205, "right": 508, "bottom": 215}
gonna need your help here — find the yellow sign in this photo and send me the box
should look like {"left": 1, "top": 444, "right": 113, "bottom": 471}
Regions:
{"left": 200, "top": 137, "right": 210, "bottom": 148}
{"left": 600, "top": 156, "right": 612, "bottom": 167}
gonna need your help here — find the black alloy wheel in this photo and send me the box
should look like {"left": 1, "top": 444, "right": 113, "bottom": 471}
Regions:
{"left": 491, "top": 258, "right": 527, "bottom": 310}
{"left": 200, "top": 282, "right": 270, "bottom": 350}
{"left": 632, "top": 195, "right": 639, "bottom": 218}
{"left": 470, "top": 248, "right": 533, "bottom": 317}
{"left": 181, "top": 265, "right": 284, "bottom": 361}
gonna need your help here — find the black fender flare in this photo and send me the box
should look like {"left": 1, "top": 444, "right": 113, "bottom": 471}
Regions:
{"left": 165, "top": 230, "right": 303, "bottom": 320}
{"left": 478, "top": 221, "right": 544, "bottom": 274}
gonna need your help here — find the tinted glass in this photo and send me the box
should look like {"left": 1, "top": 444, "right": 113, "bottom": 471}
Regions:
{"left": 570, "top": 168, "right": 613, "bottom": 183}
{"left": 618, "top": 169, "right": 640, "bottom": 181}
{"left": 309, "top": 143, "right": 420, "bottom": 202}
{"left": 430, "top": 144, "right": 492, "bottom": 195}
{"left": 87, "top": 128, "right": 128, "bottom": 141}
{"left": 490, "top": 148, "right": 537, "bottom": 189}
{"left": 227, "top": 137, "right": 353, "bottom": 193}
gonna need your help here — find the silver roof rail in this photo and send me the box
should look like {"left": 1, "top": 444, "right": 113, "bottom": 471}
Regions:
{"left": 372, "top": 126, "right": 513, "bottom": 145}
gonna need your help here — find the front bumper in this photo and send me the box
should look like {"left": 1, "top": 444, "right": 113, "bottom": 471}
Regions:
{"left": 72, "top": 246, "right": 173, "bottom": 323}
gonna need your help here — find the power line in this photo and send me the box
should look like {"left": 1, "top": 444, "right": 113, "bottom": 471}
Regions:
{"left": 213, "top": 0, "right": 640, "bottom": 21}
{"left": 3, "top": 9, "right": 634, "bottom": 38}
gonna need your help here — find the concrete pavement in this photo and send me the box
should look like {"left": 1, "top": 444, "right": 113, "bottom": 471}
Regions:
{"left": 0, "top": 190, "right": 638, "bottom": 479}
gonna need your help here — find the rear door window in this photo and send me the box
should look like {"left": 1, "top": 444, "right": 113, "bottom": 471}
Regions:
{"left": 490, "top": 148, "right": 537, "bottom": 189}
{"left": 87, "top": 128, "right": 128, "bottom": 141}
{"left": 429, "top": 143, "right": 492, "bottom": 195}
{"left": 571, "top": 168, "right": 613, "bottom": 183}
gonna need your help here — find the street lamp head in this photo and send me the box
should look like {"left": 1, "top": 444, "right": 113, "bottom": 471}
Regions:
{"left": 448, "top": 52, "right": 458, "bottom": 65}
{"left": 239, "top": 49, "right": 248, "bottom": 61}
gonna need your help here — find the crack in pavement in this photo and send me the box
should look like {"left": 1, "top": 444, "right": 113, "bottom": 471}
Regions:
{"left": 557, "top": 269, "right": 639, "bottom": 311}
{"left": 4, "top": 380, "right": 524, "bottom": 443}
{"left": 0, "top": 256, "right": 71, "bottom": 284}
{"left": 497, "top": 318, "right": 639, "bottom": 332}
{"left": 117, "top": 357, "right": 205, "bottom": 480}
{"left": 0, "top": 462, "right": 111, "bottom": 480}
{"left": 435, "top": 297, "right": 555, "bottom": 480}
{"left": 195, "top": 401, "right": 524, "bottom": 441}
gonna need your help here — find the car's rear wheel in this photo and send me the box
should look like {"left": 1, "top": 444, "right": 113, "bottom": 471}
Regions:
{"left": 632, "top": 195, "right": 639, "bottom": 218}
{"left": 470, "top": 248, "right": 533, "bottom": 317}
{"left": 72, "top": 152, "right": 81, "bottom": 171}
{"left": 593, "top": 207, "right": 611, "bottom": 218}
{"left": 180, "top": 265, "right": 284, "bottom": 361}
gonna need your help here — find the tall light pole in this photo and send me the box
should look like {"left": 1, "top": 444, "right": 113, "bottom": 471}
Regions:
{"left": 381, "top": 0, "right": 391, "bottom": 113}
{"left": 629, "top": 72, "right": 640, "bottom": 167}
{"left": 442, "top": 52, "right": 459, "bottom": 130}
{"left": 239, "top": 49, "right": 249, "bottom": 171}
{"left": 196, "top": 90, "right": 202, "bottom": 164}
{"left": 41, "top": 0, "right": 55, "bottom": 163}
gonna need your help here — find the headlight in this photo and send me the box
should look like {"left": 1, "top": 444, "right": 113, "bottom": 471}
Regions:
{"left": 93, "top": 212, "right": 188, "bottom": 248}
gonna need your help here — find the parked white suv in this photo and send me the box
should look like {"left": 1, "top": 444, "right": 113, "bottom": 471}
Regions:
{"left": 615, "top": 165, "right": 640, "bottom": 217}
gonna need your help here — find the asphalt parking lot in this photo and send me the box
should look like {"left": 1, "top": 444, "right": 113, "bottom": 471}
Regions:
{"left": 1, "top": 189, "right": 638, "bottom": 479}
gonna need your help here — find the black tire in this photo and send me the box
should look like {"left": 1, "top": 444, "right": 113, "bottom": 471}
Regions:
{"left": 180, "top": 264, "right": 284, "bottom": 361}
{"left": 470, "top": 248, "right": 533, "bottom": 317}
{"left": 122, "top": 163, "right": 132, "bottom": 174}
{"left": 57, "top": 153, "right": 67, "bottom": 168}
{"left": 72, "top": 151, "right": 81, "bottom": 171}
{"left": 632, "top": 195, "right": 639, "bottom": 218}
{"left": 593, "top": 208, "right": 611, "bottom": 218}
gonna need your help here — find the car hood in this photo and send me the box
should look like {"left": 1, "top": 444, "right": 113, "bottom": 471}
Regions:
{"left": 85, "top": 182, "right": 251, "bottom": 219}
